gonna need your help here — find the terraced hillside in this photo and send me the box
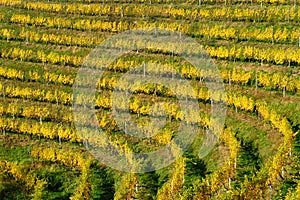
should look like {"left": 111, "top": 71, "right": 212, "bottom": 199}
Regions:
{"left": 0, "top": 0, "right": 299, "bottom": 199}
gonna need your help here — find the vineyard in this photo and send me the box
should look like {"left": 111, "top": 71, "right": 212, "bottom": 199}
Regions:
{"left": 0, "top": 0, "right": 299, "bottom": 199}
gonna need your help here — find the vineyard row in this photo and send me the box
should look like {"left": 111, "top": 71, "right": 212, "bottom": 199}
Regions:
{"left": 1, "top": 56, "right": 299, "bottom": 95}
{"left": 3, "top": 0, "right": 300, "bottom": 22}
{"left": 2, "top": 22, "right": 300, "bottom": 49}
